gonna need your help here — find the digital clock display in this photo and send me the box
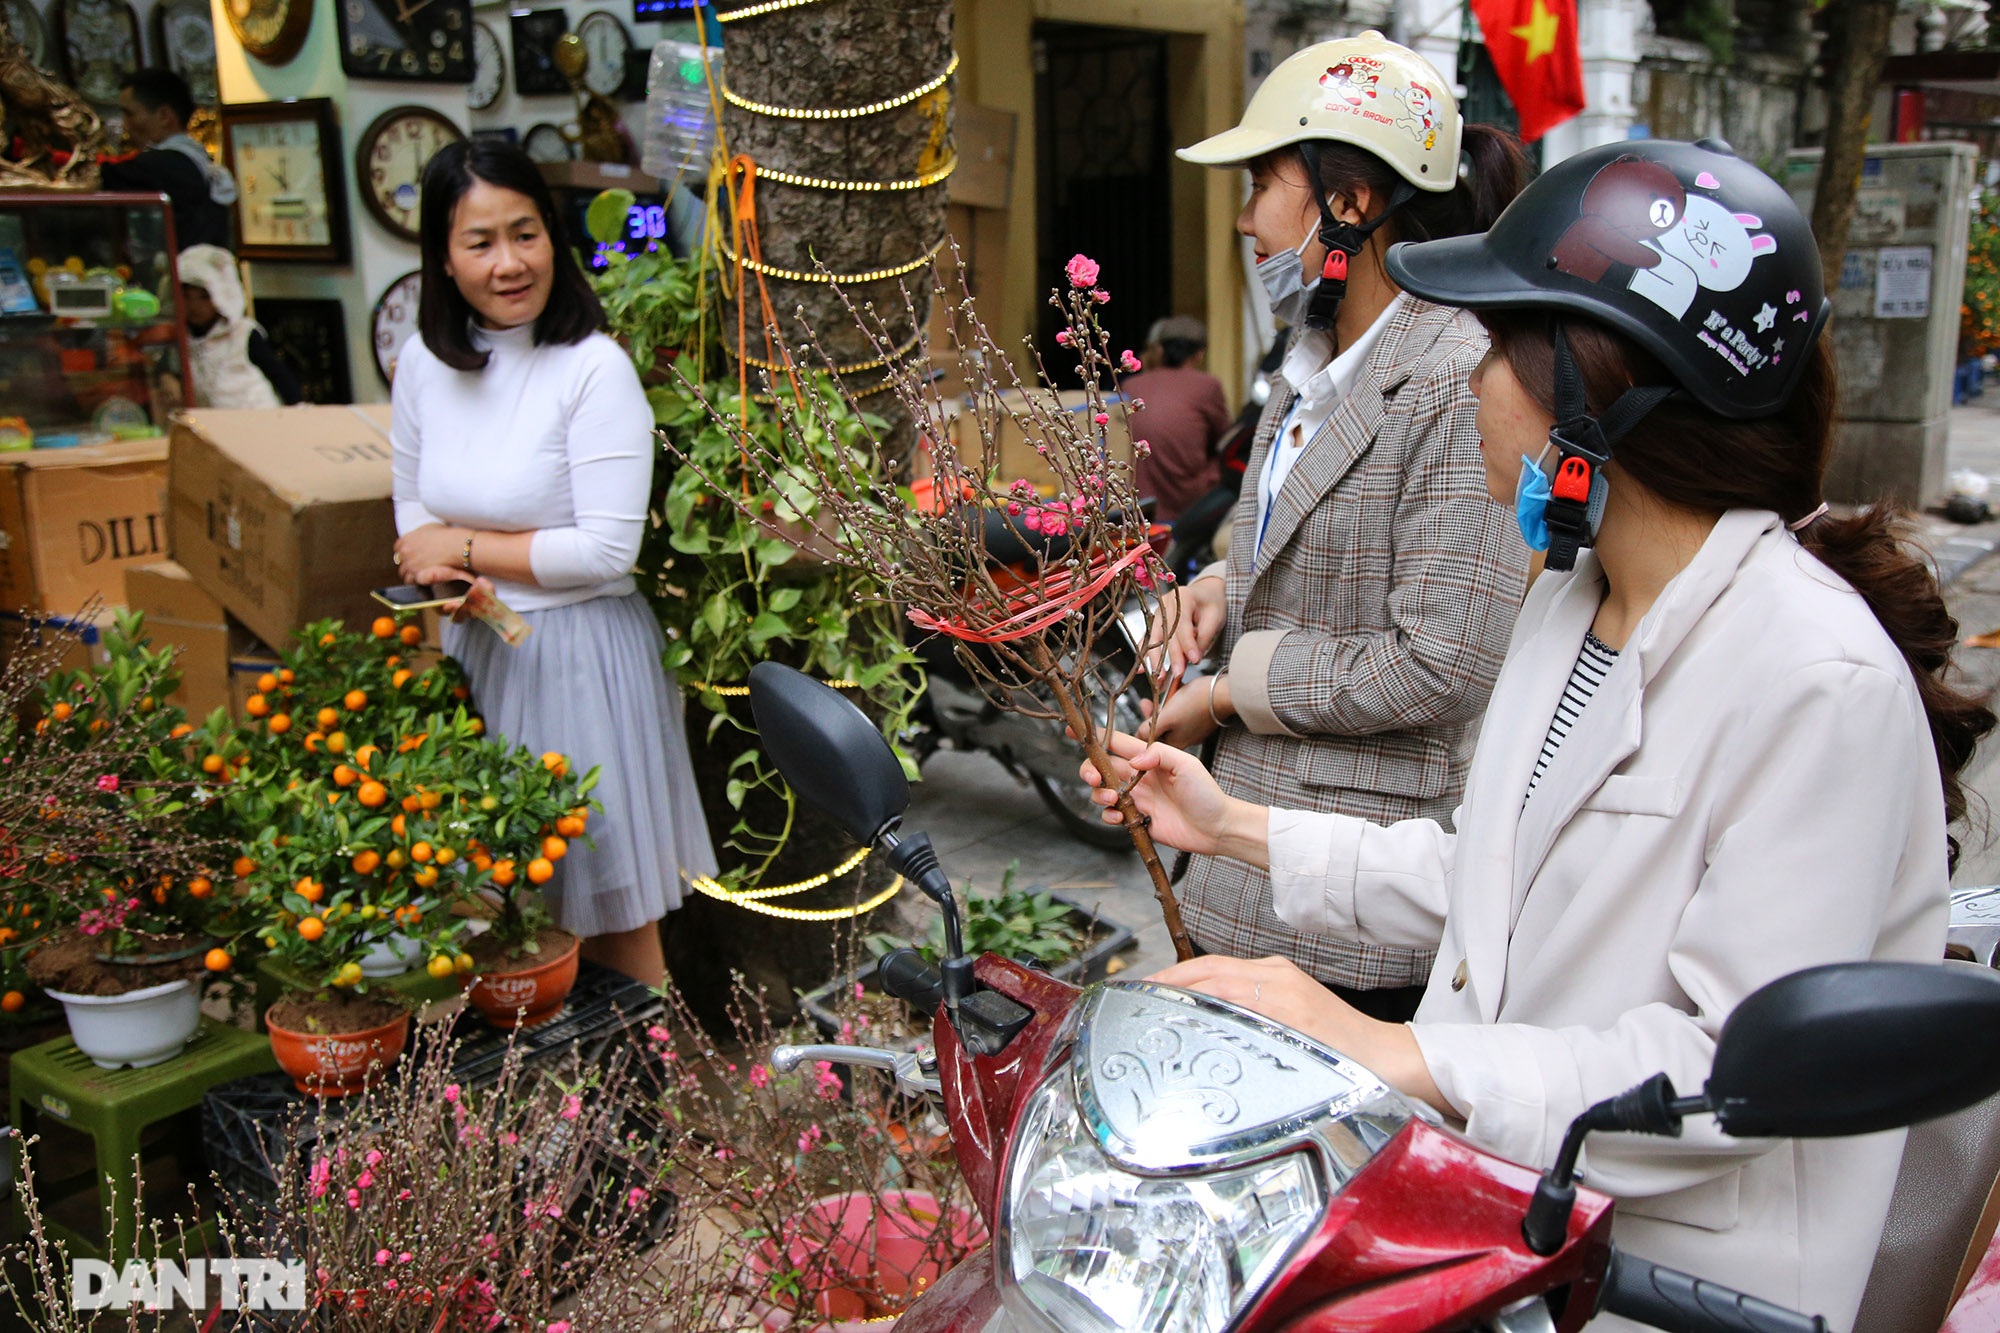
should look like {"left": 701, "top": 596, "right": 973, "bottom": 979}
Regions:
{"left": 560, "top": 191, "right": 673, "bottom": 271}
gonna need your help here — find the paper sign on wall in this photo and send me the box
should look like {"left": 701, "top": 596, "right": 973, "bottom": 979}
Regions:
{"left": 1874, "top": 245, "right": 1933, "bottom": 319}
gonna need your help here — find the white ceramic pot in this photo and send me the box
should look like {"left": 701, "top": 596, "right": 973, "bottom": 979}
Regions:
{"left": 44, "top": 978, "right": 201, "bottom": 1069}
{"left": 359, "top": 932, "right": 421, "bottom": 978}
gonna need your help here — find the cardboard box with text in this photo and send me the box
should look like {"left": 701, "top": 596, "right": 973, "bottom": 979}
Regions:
{"left": 167, "top": 406, "right": 401, "bottom": 654}
{"left": 0, "top": 439, "right": 169, "bottom": 616}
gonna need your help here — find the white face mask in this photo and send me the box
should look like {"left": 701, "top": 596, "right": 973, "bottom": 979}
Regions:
{"left": 1256, "top": 226, "right": 1318, "bottom": 326}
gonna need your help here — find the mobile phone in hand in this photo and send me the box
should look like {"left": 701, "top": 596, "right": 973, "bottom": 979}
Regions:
{"left": 370, "top": 579, "right": 473, "bottom": 611}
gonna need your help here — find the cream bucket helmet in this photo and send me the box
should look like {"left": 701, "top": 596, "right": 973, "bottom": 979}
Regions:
{"left": 1179, "top": 31, "right": 1462, "bottom": 191}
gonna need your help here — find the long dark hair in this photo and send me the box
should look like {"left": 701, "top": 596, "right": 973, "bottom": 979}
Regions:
{"left": 1484, "top": 310, "right": 1995, "bottom": 854}
{"left": 416, "top": 139, "right": 604, "bottom": 371}
{"left": 1260, "top": 123, "right": 1530, "bottom": 244}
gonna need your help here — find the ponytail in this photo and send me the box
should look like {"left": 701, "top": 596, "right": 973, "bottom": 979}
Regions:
{"left": 1484, "top": 312, "right": 1997, "bottom": 863}
{"left": 1279, "top": 122, "right": 1531, "bottom": 245}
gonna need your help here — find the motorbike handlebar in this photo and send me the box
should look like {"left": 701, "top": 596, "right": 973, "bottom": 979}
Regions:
{"left": 1602, "top": 1249, "right": 1828, "bottom": 1333}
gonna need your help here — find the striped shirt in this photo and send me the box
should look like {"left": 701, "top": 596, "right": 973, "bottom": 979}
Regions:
{"left": 1525, "top": 632, "right": 1619, "bottom": 801}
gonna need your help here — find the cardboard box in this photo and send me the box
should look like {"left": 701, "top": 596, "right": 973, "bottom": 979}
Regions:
{"left": 0, "top": 608, "right": 114, "bottom": 678}
{"left": 953, "top": 389, "right": 1132, "bottom": 493}
{"left": 124, "top": 560, "right": 285, "bottom": 723}
{"left": 0, "top": 439, "right": 169, "bottom": 616}
{"left": 167, "top": 405, "right": 400, "bottom": 654}
{"left": 950, "top": 103, "right": 1017, "bottom": 211}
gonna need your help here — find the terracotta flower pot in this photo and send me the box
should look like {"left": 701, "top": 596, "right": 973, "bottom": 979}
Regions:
{"left": 746, "top": 1189, "right": 986, "bottom": 1330}
{"left": 266, "top": 1005, "right": 411, "bottom": 1097}
{"left": 464, "top": 931, "right": 580, "bottom": 1029}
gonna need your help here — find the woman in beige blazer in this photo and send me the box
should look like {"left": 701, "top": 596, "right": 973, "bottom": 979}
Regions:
{"left": 1147, "top": 34, "right": 1532, "bottom": 1021}
{"left": 1087, "top": 140, "right": 1995, "bottom": 1328}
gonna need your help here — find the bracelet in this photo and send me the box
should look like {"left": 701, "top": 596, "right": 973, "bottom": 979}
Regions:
{"left": 461, "top": 532, "right": 475, "bottom": 572}
{"left": 1206, "top": 675, "right": 1228, "bottom": 729}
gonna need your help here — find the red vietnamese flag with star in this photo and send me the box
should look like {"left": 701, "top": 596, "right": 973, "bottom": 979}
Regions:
{"left": 1470, "top": 0, "right": 1586, "bottom": 143}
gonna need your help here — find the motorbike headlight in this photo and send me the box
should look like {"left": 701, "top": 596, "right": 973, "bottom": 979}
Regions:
{"left": 1000, "top": 1073, "right": 1323, "bottom": 1333}
{"left": 995, "top": 982, "right": 1413, "bottom": 1333}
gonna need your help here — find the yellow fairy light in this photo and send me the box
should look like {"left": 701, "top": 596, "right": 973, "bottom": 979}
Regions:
{"left": 714, "top": 0, "right": 827, "bottom": 21}
{"left": 745, "top": 155, "right": 959, "bottom": 194}
{"left": 686, "top": 846, "right": 903, "bottom": 920}
{"left": 719, "top": 235, "right": 947, "bottom": 285}
{"left": 723, "top": 53, "right": 959, "bottom": 121}
{"left": 686, "top": 677, "right": 861, "bottom": 696}
{"left": 730, "top": 330, "right": 922, "bottom": 377}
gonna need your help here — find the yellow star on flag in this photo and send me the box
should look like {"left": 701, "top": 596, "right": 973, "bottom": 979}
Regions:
{"left": 1511, "top": 0, "right": 1561, "bottom": 62}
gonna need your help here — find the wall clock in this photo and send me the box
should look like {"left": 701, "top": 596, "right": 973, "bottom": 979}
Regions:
{"left": 220, "top": 98, "right": 350, "bottom": 263}
{"left": 153, "top": 0, "right": 217, "bottom": 106}
{"left": 573, "top": 10, "right": 629, "bottom": 99}
{"left": 221, "top": 0, "right": 311, "bottom": 65}
{"left": 522, "top": 121, "right": 573, "bottom": 164}
{"left": 56, "top": 0, "right": 139, "bottom": 106}
{"left": 357, "top": 105, "right": 464, "bottom": 242}
{"left": 467, "top": 21, "right": 502, "bottom": 110}
{"left": 372, "top": 270, "right": 422, "bottom": 385}
{"left": 254, "top": 297, "right": 351, "bottom": 403}
{"left": 338, "top": 0, "right": 472, "bottom": 82}
{"left": 2, "top": 0, "right": 51, "bottom": 70}
{"left": 510, "top": 8, "right": 567, "bottom": 96}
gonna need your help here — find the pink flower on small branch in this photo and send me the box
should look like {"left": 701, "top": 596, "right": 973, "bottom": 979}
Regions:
{"left": 1065, "top": 253, "right": 1101, "bottom": 288}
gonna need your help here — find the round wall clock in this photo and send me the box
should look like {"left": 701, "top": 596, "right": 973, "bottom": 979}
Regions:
{"left": 574, "top": 11, "right": 629, "bottom": 99}
{"left": 223, "top": 0, "right": 312, "bottom": 65}
{"left": 57, "top": 0, "right": 139, "bottom": 105}
{"left": 372, "top": 270, "right": 422, "bottom": 386}
{"left": 357, "top": 105, "right": 465, "bottom": 243}
{"left": 467, "top": 21, "right": 503, "bottom": 111}
{"left": 522, "top": 122, "right": 573, "bottom": 164}
{"left": 2, "top": 0, "right": 51, "bottom": 69}
{"left": 153, "top": 0, "right": 217, "bottom": 105}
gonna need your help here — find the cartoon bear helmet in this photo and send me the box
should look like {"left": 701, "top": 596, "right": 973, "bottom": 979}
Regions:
{"left": 1178, "top": 32, "right": 1461, "bottom": 194}
{"left": 1385, "top": 138, "right": 1829, "bottom": 420}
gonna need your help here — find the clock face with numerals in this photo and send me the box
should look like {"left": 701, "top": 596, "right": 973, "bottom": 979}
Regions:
{"left": 373, "top": 270, "right": 422, "bottom": 385}
{"left": 234, "top": 118, "right": 336, "bottom": 250}
{"left": 574, "top": 11, "right": 629, "bottom": 99}
{"left": 338, "top": 0, "right": 472, "bottom": 82}
{"left": 467, "top": 21, "right": 502, "bottom": 111}
{"left": 358, "top": 106, "right": 463, "bottom": 242}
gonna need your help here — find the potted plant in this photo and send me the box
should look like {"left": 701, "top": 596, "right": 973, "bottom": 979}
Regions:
{"left": 587, "top": 192, "right": 924, "bottom": 1030}
{"left": 6, "top": 611, "right": 234, "bottom": 1068}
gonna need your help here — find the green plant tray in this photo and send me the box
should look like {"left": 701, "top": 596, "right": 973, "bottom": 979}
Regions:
{"left": 249, "top": 954, "right": 461, "bottom": 1029}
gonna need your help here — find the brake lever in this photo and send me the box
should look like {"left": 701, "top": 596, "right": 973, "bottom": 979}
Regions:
{"left": 771, "top": 1043, "right": 943, "bottom": 1098}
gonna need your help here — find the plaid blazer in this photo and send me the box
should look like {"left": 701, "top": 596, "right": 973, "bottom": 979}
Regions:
{"left": 1179, "top": 298, "right": 1528, "bottom": 990}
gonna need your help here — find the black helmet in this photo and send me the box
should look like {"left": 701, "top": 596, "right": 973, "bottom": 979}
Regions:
{"left": 1384, "top": 139, "right": 1828, "bottom": 421}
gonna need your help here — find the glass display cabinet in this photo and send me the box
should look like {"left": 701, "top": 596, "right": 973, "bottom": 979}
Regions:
{"left": 0, "top": 191, "right": 192, "bottom": 449}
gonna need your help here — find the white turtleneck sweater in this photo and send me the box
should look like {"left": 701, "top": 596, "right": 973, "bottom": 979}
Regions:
{"left": 390, "top": 324, "right": 653, "bottom": 612}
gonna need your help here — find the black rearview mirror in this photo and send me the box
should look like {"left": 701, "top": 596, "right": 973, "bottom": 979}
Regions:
{"left": 747, "top": 662, "right": 910, "bottom": 847}
{"left": 1707, "top": 961, "right": 2000, "bottom": 1139}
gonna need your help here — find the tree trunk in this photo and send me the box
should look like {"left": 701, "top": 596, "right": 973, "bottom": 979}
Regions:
{"left": 717, "top": 0, "right": 954, "bottom": 476}
{"left": 1810, "top": 0, "right": 1897, "bottom": 293}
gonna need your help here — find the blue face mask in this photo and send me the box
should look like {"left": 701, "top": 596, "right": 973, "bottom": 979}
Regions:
{"left": 1515, "top": 445, "right": 1553, "bottom": 551}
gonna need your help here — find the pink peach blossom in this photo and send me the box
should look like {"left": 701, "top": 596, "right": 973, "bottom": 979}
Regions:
{"left": 1065, "top": 254, "right": 1101, "bottom": 288}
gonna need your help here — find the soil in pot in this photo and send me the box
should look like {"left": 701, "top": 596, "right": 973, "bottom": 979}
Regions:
{"left": 465, "top": 926, "right": 580, "bottom": 1028}
{"left": 24, "top": 929, "right": 207, "bottom": 996}
{"left": 266, "top": 991, "right": 413, "bottom": 1097}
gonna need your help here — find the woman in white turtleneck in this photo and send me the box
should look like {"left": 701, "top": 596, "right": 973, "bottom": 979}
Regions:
{"left": 389, "top": 139, "right": 714, "bottom": 989}
{"left": 1138, "top": 35, "right": 1533, "bottom": 1022}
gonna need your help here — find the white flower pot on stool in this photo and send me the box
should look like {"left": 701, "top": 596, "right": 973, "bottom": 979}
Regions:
{"left": 44, "top": 979, "right": 201, "bottom": 1069}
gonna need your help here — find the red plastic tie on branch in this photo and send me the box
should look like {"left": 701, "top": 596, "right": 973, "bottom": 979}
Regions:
{"left": 907, "top": 543, "right": 1151, "bottom": 644}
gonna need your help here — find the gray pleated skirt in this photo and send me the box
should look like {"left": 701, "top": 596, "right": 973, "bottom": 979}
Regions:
{"left": 442, "top": 592, "right": 717, "bottom": 937}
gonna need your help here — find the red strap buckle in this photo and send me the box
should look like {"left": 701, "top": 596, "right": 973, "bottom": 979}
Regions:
{"left": 1322, "top": 251, "right": 1348, "bottom": 282}
{"left": 1552, "top": 456, "right": 1593, "bottom": 503}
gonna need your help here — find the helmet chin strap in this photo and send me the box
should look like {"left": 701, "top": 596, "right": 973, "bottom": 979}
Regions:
{"left": 1542, "top": 322, "right": 1678, "bottom": 572}
{"left": 1298, "top": 150, "right": 1417, "bottom": 333}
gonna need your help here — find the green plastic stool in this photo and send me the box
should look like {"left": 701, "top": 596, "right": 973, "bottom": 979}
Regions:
{"left": 8, "top": 1018, "right": 277, "bottom": 1260}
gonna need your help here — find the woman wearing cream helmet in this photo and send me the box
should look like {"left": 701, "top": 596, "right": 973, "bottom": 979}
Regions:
{"left": 1143, "top": 33, "right": 1530, "bottom": 1021}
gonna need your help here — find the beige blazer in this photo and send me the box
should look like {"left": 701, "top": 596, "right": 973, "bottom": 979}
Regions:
{"left": 1265, "top": 509, "right": 1948, "bottom": 1329}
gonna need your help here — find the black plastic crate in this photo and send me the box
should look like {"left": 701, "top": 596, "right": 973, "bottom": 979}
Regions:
{"left": 204, "top": 960, "right": 665, "bottom": 1212}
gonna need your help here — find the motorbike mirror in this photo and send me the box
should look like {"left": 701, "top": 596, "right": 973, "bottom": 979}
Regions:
{"left": 748, "top": 662, "right": 910, "bottom": 846}
{"left": 1707, "top": 961, "right": 2000, "bottom": 1139}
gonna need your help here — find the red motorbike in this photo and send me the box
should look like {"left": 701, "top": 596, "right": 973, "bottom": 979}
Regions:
{"left": 748, "top": 662, "right": 2000, "bottom": 1333}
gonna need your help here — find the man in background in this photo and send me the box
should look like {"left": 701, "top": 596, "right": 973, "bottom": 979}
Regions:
{"left": 104, "top": 70, "right": 234, "bottom": 250}
{"left": 1125, "top": 315, "right": 1231, "bottom": 524}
